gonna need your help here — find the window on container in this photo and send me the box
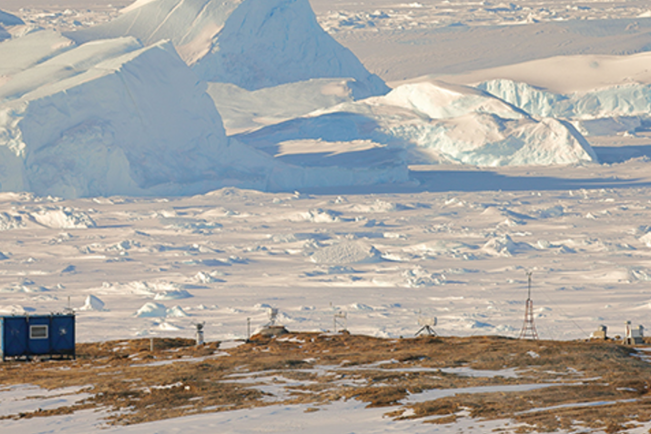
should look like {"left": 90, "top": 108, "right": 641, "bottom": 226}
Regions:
{"left": 30, "top": 325, "right": 48, "bottom": 340}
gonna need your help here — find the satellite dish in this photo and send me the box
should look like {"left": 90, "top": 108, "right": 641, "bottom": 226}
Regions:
{"left": 416, "top": 316, "right": 437, "bottom": 336}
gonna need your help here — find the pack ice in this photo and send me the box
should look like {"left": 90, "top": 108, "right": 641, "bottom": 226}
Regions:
{"left": 65, "top": 0, "right": 389, "bottom": 97}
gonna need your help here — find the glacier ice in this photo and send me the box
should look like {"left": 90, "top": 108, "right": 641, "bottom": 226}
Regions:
{"left": 66, "top": 0, "right": 389, "bottom": 97}
{"left": 0, "top": 0, "right": 618, "bottom": 199}
{"left": 0, "top": 37, "right": 143, "bottom": 103}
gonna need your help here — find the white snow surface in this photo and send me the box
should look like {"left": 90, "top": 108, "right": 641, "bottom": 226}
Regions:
{"left": 65, "top": 0, "right": 389, "bottom": 96}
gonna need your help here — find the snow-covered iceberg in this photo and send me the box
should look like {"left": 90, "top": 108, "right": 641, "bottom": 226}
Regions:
{"left": 66, "top": 0, "right": 389, "bottom": 97}
{"left": 0, "top": 39, "right": 237, "bottom": 197}
{"left": 478, "top": 79, "right": 651, "bottom": 136}
{"left": 238, "top": 80, "right": 598, "bottom": 167}
{"left": 0, "top": 38, "right": 407, "bottom": 197}
{"left": 208, "top": 78, "right": 372, "bottom": 134}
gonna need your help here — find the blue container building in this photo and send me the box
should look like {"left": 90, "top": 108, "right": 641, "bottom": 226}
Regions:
{"left": 0, "top": 314, "right": 75, "bottom": 361}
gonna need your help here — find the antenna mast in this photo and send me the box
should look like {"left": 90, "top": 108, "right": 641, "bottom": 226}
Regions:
{"left": 518, "top": 271, "right": 539, "bottom": 340}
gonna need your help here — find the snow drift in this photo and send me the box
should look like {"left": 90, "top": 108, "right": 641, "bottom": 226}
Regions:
{"left": 311, "top": 241, "right": 383, "bottom": 264}
{"left": 66, "top": 0, "right": 389, "bottom": 97}
{"left": 238, "top": 80, "right": 598, "bottom": 167}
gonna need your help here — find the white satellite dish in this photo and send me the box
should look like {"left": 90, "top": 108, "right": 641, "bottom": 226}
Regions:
{"left": 416, "top": 316, "right": 437, "bottom": 336}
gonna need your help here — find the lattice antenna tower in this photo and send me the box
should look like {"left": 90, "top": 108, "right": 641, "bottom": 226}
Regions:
{"left": 518, "top": 271, "right": 539, "bottom": 340}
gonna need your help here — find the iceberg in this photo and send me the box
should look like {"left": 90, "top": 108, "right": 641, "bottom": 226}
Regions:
{"left": 66, "top": 0, "right": 389, "bottom": 97}
{"left": 238, "top": 80, "right": 598, "bottom": 167}
{"left": 478, "top": 79, "right": 651, "bottom": 136}
{"left": 208, "top": 78, "right": 372, "bottom": 134}
{"left": 0, "top": 39, "right": 235, "bottom": 197}
{"left": 0, "top": 34, "right": 407, "bottom": 198}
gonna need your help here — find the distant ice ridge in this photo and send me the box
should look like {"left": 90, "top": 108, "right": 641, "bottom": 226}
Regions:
{"left": 65, "top": 0, "right": 389, "bottom": 98}
{"left": 239, "top": 80, "right": 598, "bottom": 167}
{"left": 477, "top": 79, "right": 651, "bottom": 136}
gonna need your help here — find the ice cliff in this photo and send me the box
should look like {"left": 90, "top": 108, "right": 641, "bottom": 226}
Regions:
{"left": 66, "top": 0, "right": 389, "bottom": 97}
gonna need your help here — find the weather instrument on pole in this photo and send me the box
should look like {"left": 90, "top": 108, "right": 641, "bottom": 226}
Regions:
{"left": 334, "top": 311, "right": 347, "bottom": 333}
{"left": 194, "top": 322, "right": 205, "bottom": 346}
{"left": 518, "top": 271, "right": 539, "bottom": 340}
{"left": 267, "top": 308, "right": 279, "bottom": 327}
{"left": 416, "top": 316, "right": 437, "bottom": 336}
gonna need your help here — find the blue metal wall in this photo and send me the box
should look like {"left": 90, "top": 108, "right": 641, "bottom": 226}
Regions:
{"left": 50, "top": 315, "right": 75, "bottom": 355}
{"left": 0, "top": 315, "right": 75, "bottom": 360}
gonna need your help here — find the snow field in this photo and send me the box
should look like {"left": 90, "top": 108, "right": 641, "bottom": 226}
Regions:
{"left": 0, "top": 187, "right": 649, "bottom": 343}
